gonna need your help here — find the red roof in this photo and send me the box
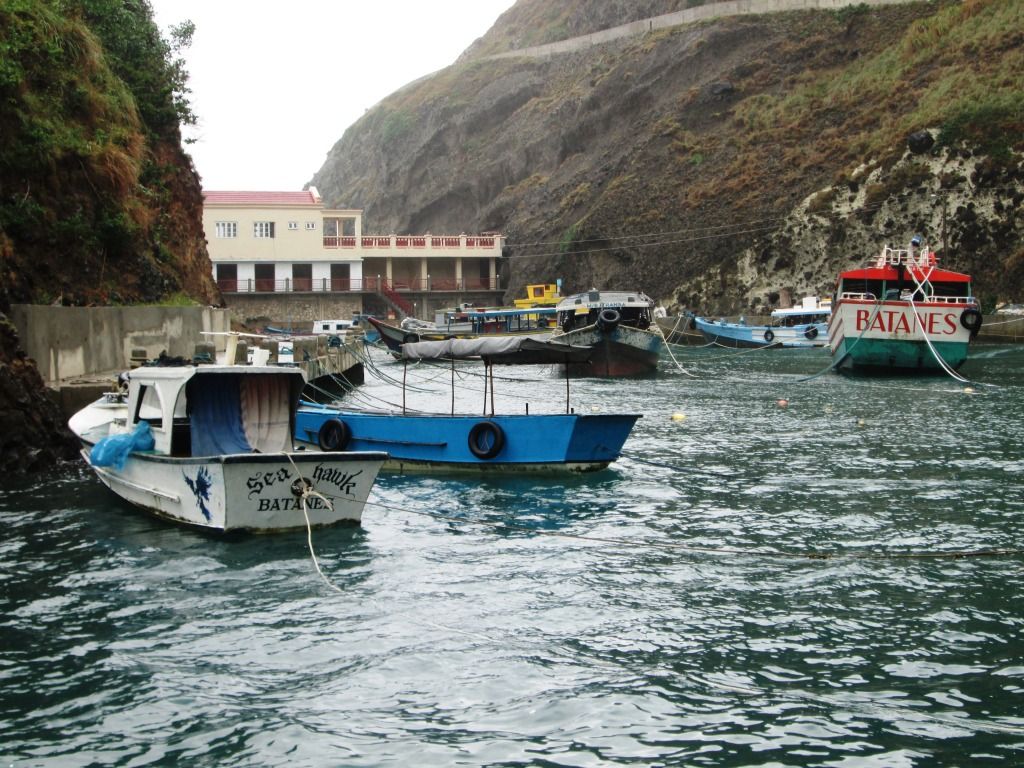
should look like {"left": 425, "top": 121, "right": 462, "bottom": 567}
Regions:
{"left": 839, "top": 265, "right": 970, "bottom": 282}
{"left": 203, "top": 190, "right": 321, "bottom": 206}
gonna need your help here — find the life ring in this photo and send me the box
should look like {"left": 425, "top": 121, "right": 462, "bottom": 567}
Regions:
{"left": 402, "top": 333, "right": 418, "bottom": 344}
{"left": 597, "top": 308, "right": 621, "bottom": 332}
{"left": 467, "top": 421, "right": 505, "bottom": 460}
{"left": 317, "top": 418, "right": 351, "bottom": 451}
{"left": 960, "top": 307, "right": 982, "bottom": 337}
{"left": 804, "top": 326, "right": 819, "bottom": 340}
{"left": 764, "top": 329, "right": 775, "bottom": 343}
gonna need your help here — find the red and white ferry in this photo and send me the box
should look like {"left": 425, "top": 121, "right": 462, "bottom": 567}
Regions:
{"left": 828, "top": 238, "right": 982, "bottom": 373}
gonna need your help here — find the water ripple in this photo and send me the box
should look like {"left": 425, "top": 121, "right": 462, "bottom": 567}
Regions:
{"left": 2, "top": 347, "right": 1023, "bottom": 765}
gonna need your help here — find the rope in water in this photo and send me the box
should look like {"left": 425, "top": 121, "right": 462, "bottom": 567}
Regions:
{"left": 281, "top": 451, "right": 347, "bottom": 594}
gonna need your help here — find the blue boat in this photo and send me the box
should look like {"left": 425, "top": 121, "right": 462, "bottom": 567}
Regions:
{"left": 295, "top": 336, "right": 642, "bottom": 473}
{"left": 695, "top": 297, "right": 831, "bottom": 348}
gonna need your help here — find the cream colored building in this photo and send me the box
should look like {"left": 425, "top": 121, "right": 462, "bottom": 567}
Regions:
{"left": 202, "top": 189, "right": 504, "bottom": 317}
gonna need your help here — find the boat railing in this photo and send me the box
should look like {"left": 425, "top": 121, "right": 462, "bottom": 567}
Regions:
{"left": 874, "top": 246, "right": 937, "bottom": 268}
{"left": 841, "top": 291, "right": 976, "bottom": 305}
{"left": 913, "top": 294, "right": 977, "bottom": 305}
{"left": 840, "top": 292, "right": 877, "bottom": 301}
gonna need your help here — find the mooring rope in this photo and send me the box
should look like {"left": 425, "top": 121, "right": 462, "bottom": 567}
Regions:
{"left": 279, "top": 452, "right": 348, "bottom": 594}
{"left": 904, "top": 265, "right": 971, "bottom": 384}
{"left": 655, "top": 322, "right": 700, "bottom": 378}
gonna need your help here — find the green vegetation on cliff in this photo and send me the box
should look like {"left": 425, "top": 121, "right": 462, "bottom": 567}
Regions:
{"left": 0, "top": 0, "right": 218, "bottom": 309}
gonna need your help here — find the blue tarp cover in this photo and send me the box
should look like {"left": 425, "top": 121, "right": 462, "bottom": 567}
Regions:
{"left": 90, "top": 421, "right": 155, "bottom": 469}
{"left": 189, "top": 374, "right": 252, "bottom": 456}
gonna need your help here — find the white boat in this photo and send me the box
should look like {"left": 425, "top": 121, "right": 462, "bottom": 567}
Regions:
{"left": 695, "top": 296, "right": 831, "bottom": 348}
{"left": 69, "top": 361, "right": 386, "bottom": 533}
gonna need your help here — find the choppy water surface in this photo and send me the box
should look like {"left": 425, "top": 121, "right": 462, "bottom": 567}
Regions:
{"left": 2, "top": 344, "right": 1024, "bottom": 767}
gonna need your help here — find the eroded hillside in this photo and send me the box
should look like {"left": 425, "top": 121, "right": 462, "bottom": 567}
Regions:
{"left": 311, "top": 0, "right": 1023, "bottom": 312}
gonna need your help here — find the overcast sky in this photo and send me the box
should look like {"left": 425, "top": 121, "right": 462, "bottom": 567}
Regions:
{"left": 149, "top": 0, "right": 514, "bottom": 192}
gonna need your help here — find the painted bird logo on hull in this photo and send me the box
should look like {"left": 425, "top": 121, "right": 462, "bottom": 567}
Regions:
{"left": 183, "top": 466, "right": 213, "bottom": 521}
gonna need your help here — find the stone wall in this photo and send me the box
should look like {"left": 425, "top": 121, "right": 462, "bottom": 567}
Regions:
{"left": 226, "top": 294, "right": 364, "bottom": 328}
{"left": 10, "top": 305, "right": 230, "bottom": 384}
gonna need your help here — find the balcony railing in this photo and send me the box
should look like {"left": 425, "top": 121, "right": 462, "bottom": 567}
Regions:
{"left": 218, "top": 277, "right": 502, "bottom": 294}
{"left": 322, "top": 233, "right": 498, "bottom": 251}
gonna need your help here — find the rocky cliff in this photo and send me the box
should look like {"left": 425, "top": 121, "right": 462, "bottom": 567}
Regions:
{"left": 311, "top": 0, "right": 1023, "bottom": 313}
{"left": 0, "top": 0, "right": 220, "bottom": 475}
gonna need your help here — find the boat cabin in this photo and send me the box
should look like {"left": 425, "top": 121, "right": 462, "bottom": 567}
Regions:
{"left": 513, "top": 283, "right": 562, "bottom": 309}
{"left": 770, "top": 296, "right": 831, "bottom": 327}
{"left": 437, "top": 305, "right": 558, "bottom": 333}
{"left": 555, "top": 290, "right": 655, "bottom": 333}
{"left": 125, "top": 365, "right": 305, "bottom": 457}
{"left": 837, "top": 245, "right": 974, "bottom": 304}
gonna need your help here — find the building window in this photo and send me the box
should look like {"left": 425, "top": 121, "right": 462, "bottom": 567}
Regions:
{"left": 288, "top": 221, "right": 298, "bottom": 231}
{"left": 215, "top": 221, "right": 237, "bottom": 238}
{"left": 253, "top": 221, "right": 275, "bottom": 239}
{"left": 305, "top": 221, "right": 317, "bottom": 230}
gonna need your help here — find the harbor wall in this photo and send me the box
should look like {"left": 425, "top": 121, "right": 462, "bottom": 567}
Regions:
{"left": 10, "top": 305, "right": 231, "bottom": 385}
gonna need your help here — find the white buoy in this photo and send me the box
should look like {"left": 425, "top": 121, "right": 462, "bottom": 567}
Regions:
{"left": 671, "top": 412, "right": 686, "bottom": 422}
{"left": 963, "top": 386, "right": 975, "bottom": 394}
{"left": 857, "top": 418, "right": 866, "bottom": 427}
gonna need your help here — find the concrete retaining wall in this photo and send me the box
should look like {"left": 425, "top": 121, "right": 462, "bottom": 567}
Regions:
{"left": 486, "top": 0, "right": 916, "bottom": 60}
{"left": 226, "top": 294, "right": 365, "bottom": 327}
{"left": 10, "top": 305, "right": 231, "bottom": 384}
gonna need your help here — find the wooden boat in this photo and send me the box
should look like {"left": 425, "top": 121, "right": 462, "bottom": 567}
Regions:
{"left": 551, "top": 290, "right": 663, "bottom": 377}
{"left": 828, "top": 239, "right": 982, "bottom": 373}
{"left": 69, "top": 359, "right": 386, "bottom": 532}
{"left": 295, "top": 336, "right": 641, "bottom": 473}
{"left": 656, "top": 313, "right": 705, "bottom": 345}
{"left": 694, "top": 297, "right": 832, "bottom": 348}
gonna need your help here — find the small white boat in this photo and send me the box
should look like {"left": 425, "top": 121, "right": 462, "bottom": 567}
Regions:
{"left": 695, "top": 296, "right": 831, "bottom": 348}
{"left": 69, "top": 361, "right": 386, "bottom": 533}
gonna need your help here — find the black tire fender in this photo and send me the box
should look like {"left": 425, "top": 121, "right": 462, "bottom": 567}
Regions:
{"left": 467, "top": 421, "right": 505, "bottom": 460}
{"left": 804, "top": 326, "right": 819, "bottom": 340}
{"left": 960, "top": 307, "right": 982, "bottom": 337}
{"left": 317, "top": 418, "right": 351, "bottom": 451}
{"left": 764, "top": 329, "right": 775, "bottom": 343}
{"left": 402, "top": 333, "right": 418, "bottom": 344}
{"left": 597, "top": 308, "right": 621, "bottom": 332}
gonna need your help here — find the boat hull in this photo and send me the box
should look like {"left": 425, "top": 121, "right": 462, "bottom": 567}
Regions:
{"left": 828, "top": 299, "right": 973, "bottom": 372}
{"left": 694, "top": 317, "right": 828, "bottom": 348}
{"left": 552, "top": 324, "right": 663, "bottom": 377}
{"left": 655, "top": 316, "right": 704, "bottom": 345}
{"left": 81, "top": 446, "right": 386, "bottom": 532}
{"left": 295, "top": 409, "right": 641, "bottom": 473}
